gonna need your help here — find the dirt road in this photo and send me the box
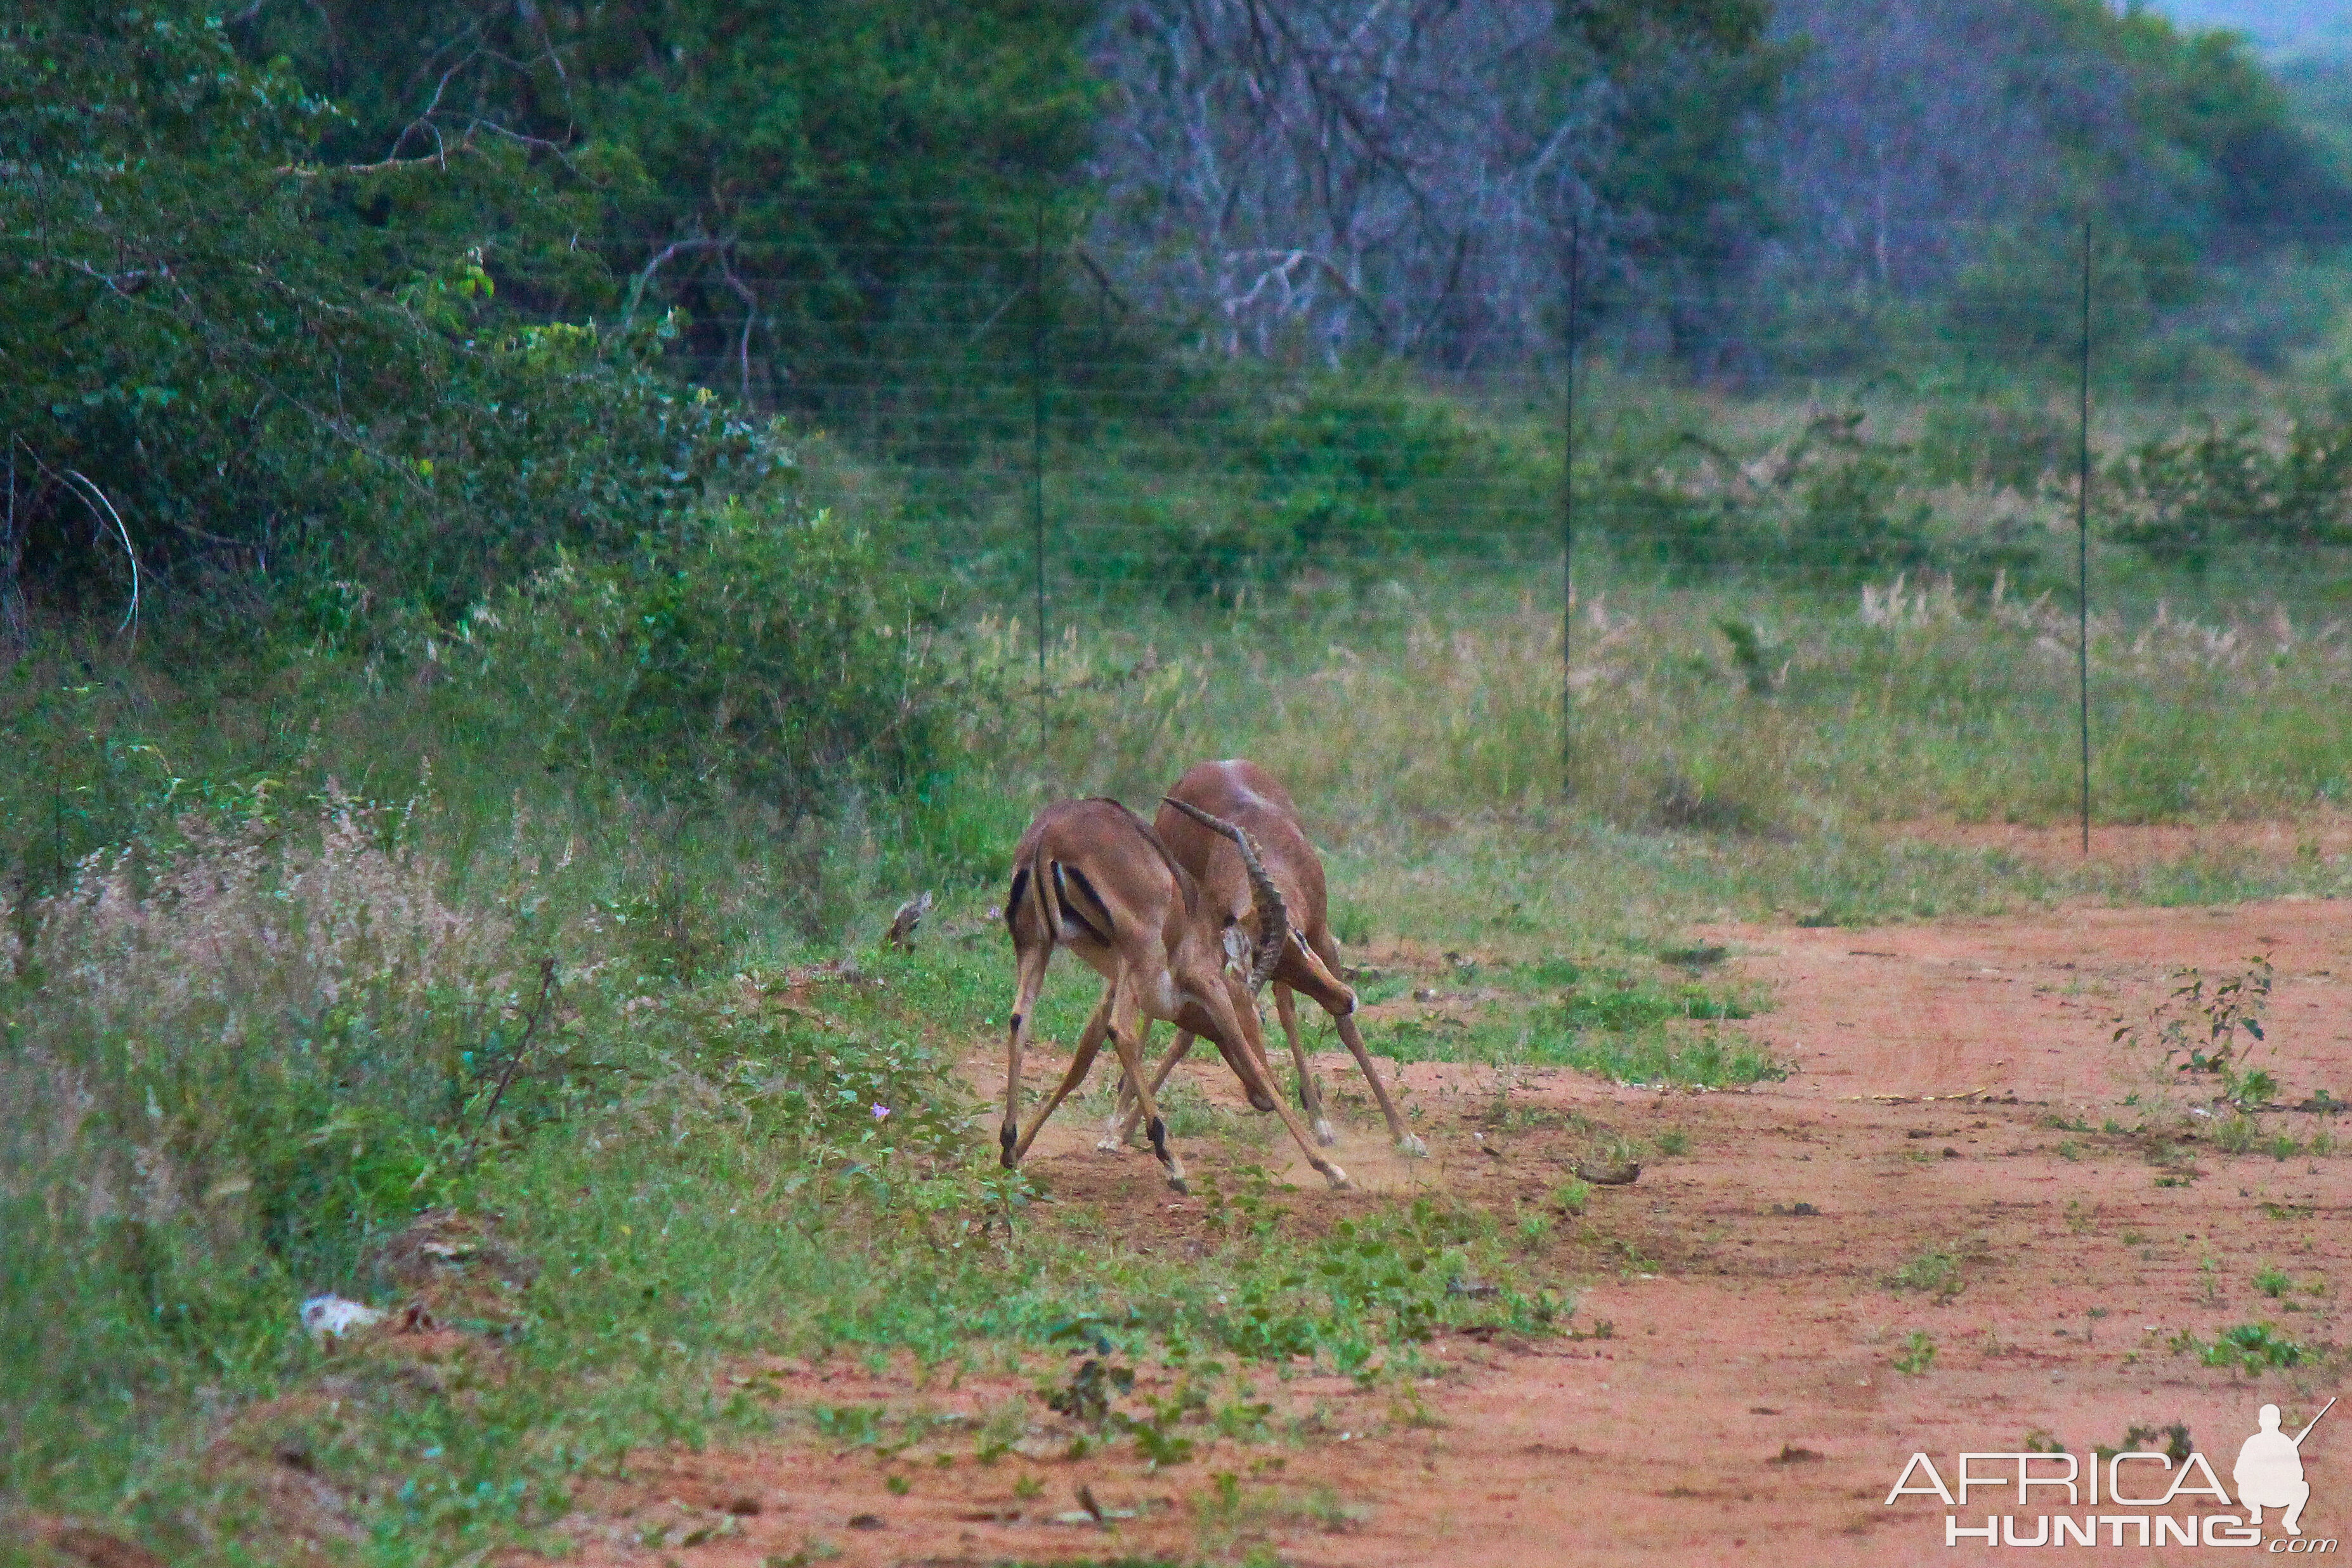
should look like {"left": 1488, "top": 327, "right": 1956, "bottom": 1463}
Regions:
{"left": 530, "top": 894, "right": 2351, "bottom": 1567}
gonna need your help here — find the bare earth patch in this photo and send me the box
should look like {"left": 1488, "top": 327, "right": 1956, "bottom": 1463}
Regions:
{"left": 1883, "top": 814, "right": 2352, "bottom": 869}
{"left": 518, "top": 892, "right": 2352, "bottom": 1566}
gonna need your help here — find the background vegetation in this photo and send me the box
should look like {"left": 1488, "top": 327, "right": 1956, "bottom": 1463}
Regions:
{"left": 6, "top": 0, "right": 2352, "bottom": 1561}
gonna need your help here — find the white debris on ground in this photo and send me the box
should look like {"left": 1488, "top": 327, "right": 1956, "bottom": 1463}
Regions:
{"left": 299, "top": 1295, "right": 384, "bottom": 1339}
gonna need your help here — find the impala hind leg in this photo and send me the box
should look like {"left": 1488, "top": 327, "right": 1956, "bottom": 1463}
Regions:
{"left": 1274, "top": 983, "right": 1337, "bottom": 1146}
{"left": 1013, "top": 982, "right": 1114, "bottom": 1163}
{"left": 1106, "top": 980, "right": 1186, "bottom": 1192}
{"left": 1297, "top": 931, "right": 1424, "bottom": 1158}
{"left": 1000, "top": 943, "right": 1054, "bottom": 1167}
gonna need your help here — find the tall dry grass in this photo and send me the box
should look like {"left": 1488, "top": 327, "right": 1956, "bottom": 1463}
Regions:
{"left": 960, "top": 573, "right": 2352, "bottom": 839}
{"left": 2, "top": 796, "right": 509, "bottom": 1267}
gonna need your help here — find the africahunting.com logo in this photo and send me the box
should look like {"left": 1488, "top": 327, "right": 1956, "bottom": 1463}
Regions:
{"left": 1886, "top": 1399, "right": 2336, "bottom": 1550}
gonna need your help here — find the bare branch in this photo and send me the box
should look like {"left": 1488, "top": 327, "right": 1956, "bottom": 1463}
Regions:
{"left": 60, "top": 469, "right": 138, "bottom": 641}
{"left": 623, "top": 236, "right": 724, "bottom": 327}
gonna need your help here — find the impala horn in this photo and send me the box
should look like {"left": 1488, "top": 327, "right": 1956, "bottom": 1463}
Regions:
{"left": 1161, "top": 797, "right": 1290, "bottom": 992}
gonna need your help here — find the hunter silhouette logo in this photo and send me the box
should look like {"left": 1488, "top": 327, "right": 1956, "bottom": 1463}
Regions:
{"left": 1885, "top": 1397, "right": 2337, "bottom": 1550}
{"left": 2240, "top": 1401, "right": 2334, "bottom": 1537}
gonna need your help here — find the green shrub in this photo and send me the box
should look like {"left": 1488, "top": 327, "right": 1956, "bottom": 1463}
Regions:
{"left": 1595, "top": 473, "right": 1761, "bottom": 578}
{"left": 1788, "top": 451, "right": 1937, "bottom": 580}
{"left": 1914, "top": 398, "right": 2071, "bottom": 492}
{"left": 1591, "top": 410, "right": 2046, "bottom": 587}
{"left": 1245, "top": 377, "right": 1494, "bottom": 564}
{"left": 1060, "top": 374, "right": 1550, "bottom": 599}
{"left": 2172, "top": 1321, "right": 2306, "bottom": 1372}
{"left": 457, "top": 501, "right": 955, "bottom": 813}
{"left": 2105, "top": 412, "right": 2352, "bottom": 570}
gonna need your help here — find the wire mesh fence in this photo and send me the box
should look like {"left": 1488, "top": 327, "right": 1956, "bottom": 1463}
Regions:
{"left": 602, "top": 199, "right": 2352, "bottom": 834}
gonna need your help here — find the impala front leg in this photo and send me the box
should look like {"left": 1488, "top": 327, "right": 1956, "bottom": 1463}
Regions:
{"left": 1335, "top": 1010, "right": 1425, "bottom": 1156}
{"left": 1295, "top": 933, "right": 1425, "bottom": 1158}
{"left": 1107, "top": 977, "right": 1186, "bottom": 1193}
{"left": 1205, "top": 979, "right": 1349, "bottom": 1190}
{"left": 1112, "top": 1029, "right": 1209, "bottom": 1149}
{"left": 1104, "top": 1029, "right": 1192, "bottom": 1151}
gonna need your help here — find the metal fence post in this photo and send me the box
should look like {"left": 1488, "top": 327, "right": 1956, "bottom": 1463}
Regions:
{"left": 2076, "top": 219, "right": 2093, "bottom": 856}
{"left": 1031, "top": 198, "right": 1050, "bottom": 759}
{"left": 1562, "top": 211, "right": 1583, "bottom": 796}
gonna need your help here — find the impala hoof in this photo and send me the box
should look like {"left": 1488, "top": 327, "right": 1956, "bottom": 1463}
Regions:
{"left": 1247, "top": 1088, "right": 1277, "bottom": 1113}
{"left": 1313, "top": 1120, "right": 1340, "bottom": 1147}
{"left": 1323, "top": 1166, "right": 1352, "bottom": 1191}
{"left": 1166, "top": 1173, "right": 1190, "bottom": 1196}
{"left": 1398, "top": 1133, "right": 1429, "bottom": 1158}
{"left": 1095, "top": 1134, "right": 1123, "bottom": 1153}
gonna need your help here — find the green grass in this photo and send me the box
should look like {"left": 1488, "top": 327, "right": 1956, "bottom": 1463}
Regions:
{"left": 0, "top": 819, "right": 1569, "bottom": 1564}
{"left": 1352, "top": 960, "right": 1780, "bottom": 1087}
{"left": 8, "top": 539, "right": 2352, "bottom": 1563}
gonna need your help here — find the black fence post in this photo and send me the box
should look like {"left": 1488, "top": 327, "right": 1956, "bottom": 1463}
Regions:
{"left": 1031, "top": 198, "right": 1050, "bottom": 759}
{"left": 1562, "top": 211, "right": 1583, "bottom": 796}
{"left": 2076, "top": 219, "right": 2093, "bottom": 857}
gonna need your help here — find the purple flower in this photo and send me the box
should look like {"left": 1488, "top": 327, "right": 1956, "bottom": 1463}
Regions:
{"left": 872, "top": 1104, "right": 892, "bottom": 1120}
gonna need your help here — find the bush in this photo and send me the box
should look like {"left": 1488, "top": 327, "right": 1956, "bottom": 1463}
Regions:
{"left": 1595, "top": 410, "right": 2050, "bottom": 587}
{"left": 1, "top": 798, "right": 500, "bottom": 1296}
{"left": 1914, "top": 398, "right": 2071, "bottom": 492}
{"left": 1787, "top": 450, "right": 1937, "bottom": 582}
{"left": 1059, "top": 374, "right": 1549, "bottom": 599}
{"left": 457, "top": 500, "right": 957, "bottom": 813}
{"left": 2105, "top": 410, "right": 2352, "bottom": 570}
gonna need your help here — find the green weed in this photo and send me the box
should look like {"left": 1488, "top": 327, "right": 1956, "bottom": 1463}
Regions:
{"left": 1886, "top": 1246, "right": 1969, "bottom": 1300}
{"left": 2171, "top": 1322, "right": 2306, "bottom": 1372}
{"left": 1894, "top": 1331, "right": 1938, "bottom": 1375}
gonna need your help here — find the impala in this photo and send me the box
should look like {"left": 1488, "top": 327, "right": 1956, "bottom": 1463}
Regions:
{"left": 1106, "top": 759, "right": 1425, "bottom": 1156}
{"left": 998, "top": 795, "right": 1351, "bottom": 1192}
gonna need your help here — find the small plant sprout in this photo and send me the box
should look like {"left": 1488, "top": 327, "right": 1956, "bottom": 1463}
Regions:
{"left": 1894, "top": 1331, "right": 1938, "bottom": 1375}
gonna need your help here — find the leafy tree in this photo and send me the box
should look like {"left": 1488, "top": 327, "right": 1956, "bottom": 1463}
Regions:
{"left": 230, "top": 0, "right": 1102, "bottom": 422}
{"left": 1768, "top": 0, "right": 2352, "bottom": 372}
{"left": 0, "top": 2, "right": 782, "bottom": 629}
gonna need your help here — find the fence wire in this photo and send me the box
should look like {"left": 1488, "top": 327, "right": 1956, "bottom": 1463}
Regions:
{"left": 613, "top": 201, "right": 2352, "bottom": 836}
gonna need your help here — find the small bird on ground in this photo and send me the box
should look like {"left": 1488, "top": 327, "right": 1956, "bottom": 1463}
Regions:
{"left": 885, "top": 890, "right": 933, "bottom": 950}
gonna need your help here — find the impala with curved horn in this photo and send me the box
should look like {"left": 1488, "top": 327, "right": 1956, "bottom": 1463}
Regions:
{"left": 998, "top": 796, "right": 1352, "bottom": 1192}
{"left": 1108, "top": 761, "right": 1425, "bottom": 1156}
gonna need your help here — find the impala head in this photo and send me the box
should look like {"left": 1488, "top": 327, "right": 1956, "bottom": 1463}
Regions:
{"left": 1159, "top": 795, "right": 1288, "bottom": 991}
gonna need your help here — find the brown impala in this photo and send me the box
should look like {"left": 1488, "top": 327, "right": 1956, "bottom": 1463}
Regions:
{"left": 998, "top": 795, "right": 1352, "bottom": 1192}
{"left": 1105, "top": 759, "right": 1423, "bottom": 1156}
